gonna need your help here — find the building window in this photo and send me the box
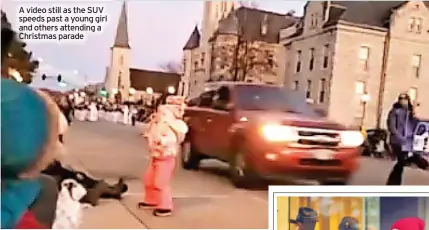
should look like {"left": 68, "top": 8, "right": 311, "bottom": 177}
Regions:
{"left": 296, "top": 50, "right": 302, "bottom": 73}
{"left": 359, "top": 46, "right": 370, "bottom": 71}
{"left": 412, "top": 54, "right": 422, "bottom": 78}
{"left": 408, "top": 17, "right": 415, "bottom": 31}
{"left": 292, "top": 80, "right": 299, "bottom": 90}
{"left": 309, "top": 48, "right": 315, "bottom": 71}
{"left": 182, "top": 59, "right": 187, "bottom": 73}
{"left": 319, "top": 78, "right": 326, "bottom": 103}
{"left": 409, "top": 17, "right": 423, "bottom": 33}
{"left": 310, "top": 14, "right": 317, "bottom": 28}
{"left": 306, "top": 80, "right": 312, "bottom": 98}
{"left": 323, "top": 44, "right": 329, "bottom": 68}
{"left": 201, "top": 52, "right": 205, "bottom": 66}
{"left": 268, "top": 54, "right": 274, "bottom": 68}
{"left": 408, "top": 87, "right": 418, "bottom": 102}
{"left": 355, "top": 81, "right": 366, "bottom": 95}
{"left": 194, "top": 61, "right": 198, "bottom": 69}
{"left": 119, "top": 55, "right": 124, "bottom": 65}
{"left": 416, "top": 18, "right": 423, "bottom": 33}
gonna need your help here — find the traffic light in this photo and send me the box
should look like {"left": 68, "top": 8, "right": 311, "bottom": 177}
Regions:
{"left": 41, "top": 74, "right": 46, "bottom": 80}
{"left": 99, "top": 88, "right": 107, "bottom": 97}
{"left": 57, "top": 74, "right": 62, "bottom": 82}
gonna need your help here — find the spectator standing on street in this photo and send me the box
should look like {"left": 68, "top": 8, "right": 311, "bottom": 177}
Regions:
{"left": 386, "top": 93, "right": 428, "bottom": 185}
{"left": 1, "top": 20, "right": 59, "bottom": 228}
{"left": 1, "top": 80, "right": 61, "bottom": 228}
{"left": 58, "top": 96, "right": 73, "bottom": 125}
{"left": 131, "top": 105, "right": 138, "bottom": 126}
{"left": 138, "top": 96, "right": 188, "bottom": 217}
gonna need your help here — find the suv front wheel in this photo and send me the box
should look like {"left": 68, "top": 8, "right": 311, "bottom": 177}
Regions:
{"left": 181, "top": 140, "right": 202, "bottom": 170}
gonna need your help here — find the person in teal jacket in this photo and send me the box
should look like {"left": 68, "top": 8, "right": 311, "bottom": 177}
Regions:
{"left": 1, "top": 16, "right": 59, "bottom": 228}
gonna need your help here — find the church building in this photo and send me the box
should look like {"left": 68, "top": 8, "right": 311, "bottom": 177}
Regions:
{"left": 104, "top": 2, "right": 181, "bottom": 102}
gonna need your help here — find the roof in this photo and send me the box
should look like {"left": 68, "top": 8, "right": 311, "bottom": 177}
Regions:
{"left": 129, "top": 68, "right": 181, "bottom": 93}
{"left": 212, "top": 7, "right": 299, "bottom": 43}
{"left": 183, "top": 26, "right": 200, "bottom": 50}
{"left": 324, "top": 1, "right": 429, "bottom": 28}
{"left": 113, "top": 2, "right": 130, "bottom": 48}
{"left": 327, "top": 1, "right": 407, "bottom": 28}
{"left": 285, "top": 1, "right": 429, "bottom": 39}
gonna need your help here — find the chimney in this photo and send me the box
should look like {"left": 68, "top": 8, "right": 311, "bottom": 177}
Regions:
{"left": 261, "top": 14, "right": 268, "bottom": 35}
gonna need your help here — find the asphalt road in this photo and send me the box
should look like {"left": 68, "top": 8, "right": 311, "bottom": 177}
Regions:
{"left": 62, "top": 121, "right": 429, "bottom": 229}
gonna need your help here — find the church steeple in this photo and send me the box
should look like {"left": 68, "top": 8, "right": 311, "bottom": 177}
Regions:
{"left": 183, "top": 26, "right": 200, "bottom": 50}
{"left": 113, "top": 2, "right": 130, "bottom": 48}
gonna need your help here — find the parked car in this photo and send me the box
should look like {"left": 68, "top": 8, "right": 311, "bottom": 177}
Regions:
{"left": 181, "top": 82, "right": 363, "bottom": 187}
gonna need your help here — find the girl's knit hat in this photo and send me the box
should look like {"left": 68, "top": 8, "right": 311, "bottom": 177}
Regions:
{"left": 1, "top": 79, "right": 60, "bottom": 229}
{"left": 1, "top": 79, "right": 60, "bottom": 178}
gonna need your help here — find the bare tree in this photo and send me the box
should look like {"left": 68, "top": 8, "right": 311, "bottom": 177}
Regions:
{"left": 210, "top": 17, "right": 277, "bottom": 82}
{"left": 159, "top": 61, "right": 181, "bottom": 73}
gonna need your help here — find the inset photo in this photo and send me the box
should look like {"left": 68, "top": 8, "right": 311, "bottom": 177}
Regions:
{"left": 270, "top": 186, "right": 428, "bottom": 230}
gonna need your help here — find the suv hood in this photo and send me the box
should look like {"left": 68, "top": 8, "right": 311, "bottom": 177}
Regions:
{"left": 237, "top": 110, "right": 348, "bottom": 131}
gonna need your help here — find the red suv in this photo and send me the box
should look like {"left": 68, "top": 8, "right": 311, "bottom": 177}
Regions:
{"left": 181, "top": 82, "right": 363, "bottom": 187}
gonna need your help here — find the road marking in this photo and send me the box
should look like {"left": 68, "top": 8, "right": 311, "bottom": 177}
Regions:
{"left": 235, "top": 190, "right": 268, "bottom": 204}
{"left": 123, "top": 192, "right": 230, "bottom": 199}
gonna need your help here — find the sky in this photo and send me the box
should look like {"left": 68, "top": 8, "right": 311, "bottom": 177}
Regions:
{"left": 2, "top": 0, "right": 305, "bottom": 91}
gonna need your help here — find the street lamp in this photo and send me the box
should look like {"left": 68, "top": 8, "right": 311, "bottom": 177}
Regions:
{"left": 360, "top": 93, "right": 370, "bottom": 127}
{"left": 129, "top": 87, "right": 136, "bottom": 95}
{"left": 146, "top": 87, "right": 153, "bottom": 95}
{"left": 167, "top": 86, "right": 175, "bottom": 94}
{"left": 112, "top": 88, "right": 118, "bottom": 95}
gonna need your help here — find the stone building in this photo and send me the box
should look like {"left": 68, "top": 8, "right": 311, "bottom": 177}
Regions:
{"left": 180, "top": 1, "right": 297, "bottom": 98}
{"left": 180, "top": 1, "right": 238, "bottom": 98}
{"left": 104, "top": 2, "right": 180, "bottom": 103}
{"left": 280, "top": 1, "right": 429, "bottom": 128}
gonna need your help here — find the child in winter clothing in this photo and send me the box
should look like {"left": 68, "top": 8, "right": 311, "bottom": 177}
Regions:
{"left": 138, "top": 96, "right": 188, "bottom": 217}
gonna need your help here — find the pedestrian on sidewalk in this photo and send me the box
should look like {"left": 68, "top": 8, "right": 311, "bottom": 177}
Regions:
{"left": 138, "top": 95, "right": 188, "bottom": 217}
{"left": 386, "top": 93, "right": 428, "bottom": 185}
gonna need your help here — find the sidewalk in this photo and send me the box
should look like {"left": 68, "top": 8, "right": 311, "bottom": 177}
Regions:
{"left": 80, "top": 200, "right": 146, "bottom": 229}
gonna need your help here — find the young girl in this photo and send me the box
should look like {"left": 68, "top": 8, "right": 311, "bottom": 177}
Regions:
{"left": 138, "top": 96, "right": 188, "bottom": 217}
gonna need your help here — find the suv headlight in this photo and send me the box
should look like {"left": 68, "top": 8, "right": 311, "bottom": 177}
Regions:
{"left": 340, "top": 131, "right": 364, "bottom": 147}
{"left": 260, "top": 124, "right": 299, "bottom": 142}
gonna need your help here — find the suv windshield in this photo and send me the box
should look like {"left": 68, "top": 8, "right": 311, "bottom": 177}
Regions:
{"left": 234, "top": 85, "right": 319, "bottom": 116}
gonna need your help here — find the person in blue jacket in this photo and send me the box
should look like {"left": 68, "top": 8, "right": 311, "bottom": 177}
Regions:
{"left": 386, "top": 93, "right": 428, "bottom": 185}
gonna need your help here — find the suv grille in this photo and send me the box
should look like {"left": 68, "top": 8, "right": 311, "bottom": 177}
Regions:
{"left": 296, "top": 129, "right": 341, "bottom": 147}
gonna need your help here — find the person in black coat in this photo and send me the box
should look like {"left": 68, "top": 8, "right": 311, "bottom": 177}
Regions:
{"left": 58, "top": 96, "right": 73, "bottom": 125}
